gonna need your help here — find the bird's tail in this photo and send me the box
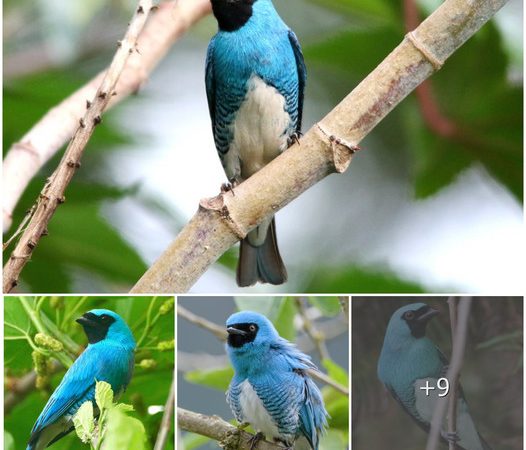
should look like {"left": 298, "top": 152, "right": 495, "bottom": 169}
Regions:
{"left": 236, "top": 217, "right": 287, "bottom": 287}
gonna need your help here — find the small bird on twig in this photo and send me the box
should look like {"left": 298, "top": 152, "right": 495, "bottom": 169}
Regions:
{"left": 225, "top": 311, "right": 328, "bottom": 449}
{"left": 378, "top": 303, "right": 492, "bottom": 450}
{"left": 206, "top": 0, "right": 306, "bottom": 286}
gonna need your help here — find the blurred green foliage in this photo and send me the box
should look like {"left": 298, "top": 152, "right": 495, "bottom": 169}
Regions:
{"left": 181, "top": 297, "right": 349, "bottom": 450}
{"left": 4, "top": 296, "right": 175, "bottom": 450}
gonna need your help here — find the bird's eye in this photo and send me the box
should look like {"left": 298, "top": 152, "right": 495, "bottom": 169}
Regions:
{"left": 101, "top": 315, "right": 108, "bottom": 321}
{"left": 404, "top": 311, "right": 415, "bottom": 320}
{"left": 249, "top": 324, "right": 256, "bottom": 332}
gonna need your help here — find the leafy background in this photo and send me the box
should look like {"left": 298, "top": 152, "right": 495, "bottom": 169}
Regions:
{"left": 177, "top": 296, "right": 349, "bottom": 449}
{"left": 352, "top": 297, "right": 523, "bottom": 450}
{"left": 3, "top": 0, "right": 523, "bottom": 293}
{"left": 4, "top": 296, "right": 175, "bottom": 450}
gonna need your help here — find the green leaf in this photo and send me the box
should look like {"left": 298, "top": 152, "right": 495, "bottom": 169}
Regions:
{"left": 102, "top": 408, "right": 147, "bottom": 450}
{"left": 4, "top": 430, "right": 15, "bottom": 450}
{"left": 73, "top": 401, "right": 95, "bottom": 444}
{"left": 308, "top": 297, "right": 341, "bottom": 317}
{"left": 95, "top": 381, "right": 114, "bottom": 412}
{"left": 182, "top": 431, "right": 212, "bottom": 450}
{"left": 319, "top": 428, "right": 348, "bottom": 450}
{"left": 234, "top": 297, "right": 279, "bottom": 317}
{"left": 310, "top": 0, "right": 400, "bottom": 25}
{"left": 185, "top": 366, "right": 234, "bottom": 391}
{"left": 325, "top": 396, "right": 349, "bottom": 431}
{"left": 322, "top": 359, "right": 349, "bottom": 386}
{"left": 114, "top": 403, "right": 135, "bottom": 413}
{"left": 273, "top": 298, "right": 297, "bottom": 341}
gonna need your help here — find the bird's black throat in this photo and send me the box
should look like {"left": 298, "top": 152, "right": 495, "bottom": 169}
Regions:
{"left": 77, "top": 312, "right": 116, "bottom": 344}
{"left": 211, "top": 0, "right": 256, "bottom": 32}
{"left": 402, "top": 305, "right": 437, "bottom": 339}
{"left": 227, "top": 322, "right": 259, "bottom": 348}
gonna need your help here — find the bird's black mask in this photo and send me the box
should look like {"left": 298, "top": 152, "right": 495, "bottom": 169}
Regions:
{"left": 211, "top": 0, "right": 257, "bottom": 32}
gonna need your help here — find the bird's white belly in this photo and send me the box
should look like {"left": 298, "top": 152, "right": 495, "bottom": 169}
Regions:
{"left": 239, "top": 379, "right": 280, "bottom": 439}
{"left": 226, "top": 75, "right": 291, "bottom": 180}
{"left": 414, "top": 378, "right": 485, "bottom": 450}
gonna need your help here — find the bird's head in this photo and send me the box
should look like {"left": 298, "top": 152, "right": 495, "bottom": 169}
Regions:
{"left": 76, "top": 309, "right": 136, "bottom": 349}
{"left": 211, "top": 0, "right": 258, "bottom": 32}
{"left": 386, "top": 303, "right": 439, "bottom": 343}
{"left": 226, "top": 310, "right": 279, "bottom": 353}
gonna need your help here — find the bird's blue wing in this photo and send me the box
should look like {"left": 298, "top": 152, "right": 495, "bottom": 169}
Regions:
{"left": 287, "top": 30, "right": 307, "bottom": 132}
{"left": 226, "top": 377, "right": 244, "bottom": 423}
{"left": 29, "top": 350, "right": 99, "bottom": 442}
{"left": 297, "top": 372, "right": 328, "bottom": 450}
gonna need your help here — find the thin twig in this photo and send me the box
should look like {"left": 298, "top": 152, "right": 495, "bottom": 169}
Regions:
{"left": 131, "top": 0, "right": 509, "bottom": 293}
{"left": 2, "top": 4, "right": 156, "bottom": 292}
{"left": 178, "top": 407, "right": 283, "bottom": 450}
{"left": 339, "top": 297, "right": 349, "bottom": 322}
{"left": 306, "top": 368, "right": 349, "bottom": 396}
{"left": 177, "top": 305, "right": 228, "bottom": 341}
{"left": 447, "top": 297, "right": 458, "bottom": 450}
{"left": 295, "top": 298, "right": 330, "bottom": 360}
{"left": 154, "top": 375, "right": 175, "bottom": 450}
{"left": 2, "top": 0, "right": 212, "bottom": 232}
{"left": 426, "top": 297, "right": 472, "bottom": 450}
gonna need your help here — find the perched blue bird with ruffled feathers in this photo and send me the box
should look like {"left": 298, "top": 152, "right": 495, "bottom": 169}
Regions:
{"left": 378, "top": 303, "right": 492, "bottom": 450}
{"left": 206, "top": 0, "right": 307, "bottom": 287}
{"left": 226, "top": 311, "right": 328, "bottom": 449}
{"left": 27, "top": 309, "right": 136, "bottom": 450}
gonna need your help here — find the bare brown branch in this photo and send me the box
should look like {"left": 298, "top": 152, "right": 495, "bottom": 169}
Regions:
{"left": 2, "top": 0, "right": 212, "bottom": 232}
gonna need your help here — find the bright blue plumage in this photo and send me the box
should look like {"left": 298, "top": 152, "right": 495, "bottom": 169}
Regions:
{"left": 378, "top": 303, "right": 492, "bottom": 450}
{"left": 206, "top": 0, "right": 306, "bottom": 287}
{"left": 225, "top": 311, "right": 328, "bottom": 449}
{"left": 27, "top": 309, "right": 136, "bottom": 450}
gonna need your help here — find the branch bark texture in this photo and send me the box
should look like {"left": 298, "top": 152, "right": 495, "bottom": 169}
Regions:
{"left": 2, "top": 0, "right": 212, "bottom": 232}
{"left": 178, "top": 407, "right": 282, "bottom": 450}
{"left": 132, "top": 0, "right": 508, "bottom": 293}
{"left": 3, "top": 1, "right": 156, "bottom": 292}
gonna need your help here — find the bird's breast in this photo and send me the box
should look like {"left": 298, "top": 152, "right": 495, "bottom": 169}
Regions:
{"left": 226, "top": 75, "right": 291, "bottom": 180}
{"left": 239, "top": 379, "right": 281, "bottom": 439}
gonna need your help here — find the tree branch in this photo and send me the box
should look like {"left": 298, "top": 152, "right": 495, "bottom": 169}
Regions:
{"left": 426, "top": 297, "right": 472, "bottom": 450}
{"left": 131, "top": 0, "right": 508, "bottom": 293}
{"left": 178, "top": 407, "right": 282, "bottom": 450}
{"left": 295, "top": 298, "right": 330, "bottom": 361}
{"left": 2, "top": 0, "right": 212, "bottom": 232}
{"left": 154, "top": 375, "right": 175, "bottom": 450}
{"left": 3, "top": 1, "right": 155, "bottom": 292}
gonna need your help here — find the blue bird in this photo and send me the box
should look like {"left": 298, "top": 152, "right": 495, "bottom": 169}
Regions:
{"left": 206, "top": 0, "right": 307, "bottom": 286}
{"left": 27, "top": 309, "right": 136, "bottom": 450}
{"left": 225, "top": 311, "right": 328, "bottom": 449}
{"left": 377, "top": 303, "right": 492, "bottom": 450}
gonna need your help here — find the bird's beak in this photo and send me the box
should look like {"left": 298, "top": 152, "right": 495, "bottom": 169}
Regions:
{"left": 416, "top": 307, "right": 439, "bottom": 323}
{"left": 76, "top": 313, "right": 97, "bottom": 328}
{"left": 227, "top": 326, "right": 248, "bottom": 336}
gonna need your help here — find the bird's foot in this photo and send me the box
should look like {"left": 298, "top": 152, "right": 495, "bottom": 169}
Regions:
{"left": 237, "top": 421, "right": 250, "bottom": 430}
{"left": 220, "top": 179, "right": 239, "bottom": 196}
{"left": 248, "top": 432, "right": 265, "bottom": 450}
{"left": 441, "top": 430, "right": 460, "bottom": 444}
{"left": 287, "top": 132, "right": 302, "bottom": 148}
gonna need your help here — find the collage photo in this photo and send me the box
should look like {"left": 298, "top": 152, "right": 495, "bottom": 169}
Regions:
{"left": 2, "top": 0, "right": 524, "bottom": 449}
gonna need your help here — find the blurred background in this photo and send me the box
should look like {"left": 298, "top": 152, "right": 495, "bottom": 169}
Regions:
{"left": 4, "top": 295, "right": 175, "bottom": 450}
{"left": 3, "top": 0, "right": 523, "bottom": 293}
{"left": 177, "top": 296, "right": 349, "bottom": 449}
{"left": 352, "top": 296, "right": 523, "bottom": 450}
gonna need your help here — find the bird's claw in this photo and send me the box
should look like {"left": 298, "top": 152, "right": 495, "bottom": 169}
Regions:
{"left": 441, "top": 430, "right": 460, "bottom": 443}
{"left": 248, "top": 432, "right": 265, "bottom": 450}
{"left": 220, "top": 179, "right": 239, "bottom": 196}
{"left": 287, "top": 132, "right": 302, "bottom": 148}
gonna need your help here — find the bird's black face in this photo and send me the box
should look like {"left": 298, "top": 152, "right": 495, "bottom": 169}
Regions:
{"left": 76, "top": 312, "right": 116, "bottom": 344}
{"left": 211, "top": 0, "right": 256, "bottom": 32}
{"left": 226, "top": 322, "right": 259, "bottom": 348}
{"left": 401, "top": 305, "right": 439, "bottom": 338}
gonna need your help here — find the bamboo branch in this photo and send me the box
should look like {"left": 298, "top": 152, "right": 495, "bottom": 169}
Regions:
{"left": 154, "top": 375, "right": 175, "bottom": 450}
{"left": 426, "top": 297, "right": 472, "bottom": 450}
{"left": 131, "top": 0, "right": 509, "bottom": 293}
{"left": 3, "top": 1, "right": 155, "bottom": 292}
{"left": 2, "top": 0, "right": 212, "bottom": 233}
{"left": 178, "top": 407, "right": 282, "bottom": 450}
